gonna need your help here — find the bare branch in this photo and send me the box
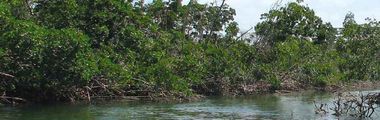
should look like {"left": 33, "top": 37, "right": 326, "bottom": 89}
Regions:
{"left": 236, "top": 27, "right": 254, "bottom": 41}
{"left": 0, "top": 72, "right": 14, "bottom": 78}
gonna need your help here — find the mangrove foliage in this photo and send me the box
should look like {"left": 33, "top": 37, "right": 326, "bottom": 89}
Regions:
{"left": 0, "top": 0, "right": 379, "bottom": 103}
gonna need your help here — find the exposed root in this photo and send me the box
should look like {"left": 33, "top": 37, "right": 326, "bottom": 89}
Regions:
{"left": 315, "top": 92, "right": 380, "bottom": 118}
{"left": 0, "top": 92, "right": 27, "bottom": 105}
{"left": 314, "top": 101, "right": 328, "bottom": 114}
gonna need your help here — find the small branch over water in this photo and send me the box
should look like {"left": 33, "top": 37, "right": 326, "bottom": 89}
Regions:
{"left": 315, "top": 92, "right": 380, "bottom": 118}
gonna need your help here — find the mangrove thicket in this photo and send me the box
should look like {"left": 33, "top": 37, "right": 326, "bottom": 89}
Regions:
{"left": 0, "top": 0, "right": 379, "bottom": 103}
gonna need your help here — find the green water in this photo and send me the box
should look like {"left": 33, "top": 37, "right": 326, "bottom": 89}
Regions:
{"left": 1, "top": 90, "right": 380, "bottom": 120}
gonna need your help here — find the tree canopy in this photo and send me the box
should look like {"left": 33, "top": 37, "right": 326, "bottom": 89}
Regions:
{"left": 255, "top": 2, "right": 336, "bottom": 45}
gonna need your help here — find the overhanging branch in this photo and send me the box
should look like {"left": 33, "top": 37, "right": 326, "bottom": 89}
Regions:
{"left": 0, "top": 72, "right": 14, "bottom": 78}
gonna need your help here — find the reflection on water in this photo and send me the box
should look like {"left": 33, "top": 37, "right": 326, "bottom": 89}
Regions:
{"left": 1, "top": 90, "right": 380, "bottom": 120}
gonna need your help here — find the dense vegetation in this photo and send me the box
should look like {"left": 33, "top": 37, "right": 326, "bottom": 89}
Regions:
{"left": 0, "top": 0, "right": 379, "bottom": 103}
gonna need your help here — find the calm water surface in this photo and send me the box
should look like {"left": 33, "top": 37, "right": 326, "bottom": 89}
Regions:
{"left": 1, "top": 90, "right": 380, "bottom": 120}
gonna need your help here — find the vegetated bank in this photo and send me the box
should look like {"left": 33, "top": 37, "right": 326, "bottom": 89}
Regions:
{"left": 0, "top": 0, "right": 379, "bottom": 104}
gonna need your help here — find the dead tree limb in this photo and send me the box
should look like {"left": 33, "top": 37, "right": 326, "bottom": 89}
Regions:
{"left": 236, "top": 27, "right": 254, "bottom": 41}
{"left": 0, "top": 72, "right": 14, "bottom": 78}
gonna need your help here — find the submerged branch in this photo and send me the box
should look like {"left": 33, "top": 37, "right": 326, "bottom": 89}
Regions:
{"left": 315, "top": 92, "right": 380, "bottom": 118}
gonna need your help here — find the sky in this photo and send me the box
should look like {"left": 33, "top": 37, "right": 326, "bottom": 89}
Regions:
{"left": 146, "top": 0, "right": 380, "bottom": 31}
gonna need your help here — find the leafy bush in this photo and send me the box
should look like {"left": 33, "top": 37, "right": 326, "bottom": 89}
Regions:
{"left": 0, "top": 18, "right": 98, "bottom": 100}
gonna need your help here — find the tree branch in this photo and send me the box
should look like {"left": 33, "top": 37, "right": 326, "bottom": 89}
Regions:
{"left": 208, "top": 0, "right": 226, "bottom": 42}
{"left": 0, "top": 72, "right": 14, "bottom": 78}
{"left": 236, "top": 27, "right": 254, "bottom": 41}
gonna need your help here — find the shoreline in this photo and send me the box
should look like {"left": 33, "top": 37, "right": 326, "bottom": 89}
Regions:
{"left": 273, "top": 80, "right": 380, "bottom": 95}
{"left": 104, "top": 80, "right": 380, "bottom": 103}
{"left": 2, "top": 80, "right": 380, "bottom": 105}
